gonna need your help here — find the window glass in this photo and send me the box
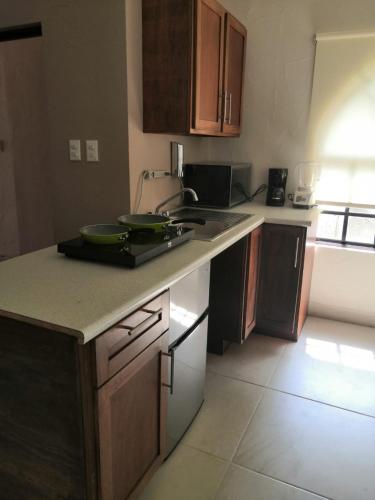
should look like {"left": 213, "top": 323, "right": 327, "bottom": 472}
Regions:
{"left": 349, "top": 207, "right": 375, "bottom": 215}
{"left": 347, "top": 217, "right": 375, "bottom": 245}
{"left": 317, "top": 213, "right": 344, "bottom": 240}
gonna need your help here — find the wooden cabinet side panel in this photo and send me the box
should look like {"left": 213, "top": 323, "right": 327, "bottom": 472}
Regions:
{"left": 142, "top": 0, "right": 193, "bottom": 133}
{"left": 0, "top": 318, "right": 87, "bottom": 500}
{"left": 244, "top": 226, "right": 262, "bottom": 339}
{"left": 296, "top": 223, "right": 317, "bottom": 335}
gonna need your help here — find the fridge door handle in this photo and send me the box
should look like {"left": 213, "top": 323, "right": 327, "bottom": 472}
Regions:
{"left": 162, "top": 350, "right": 175, "bottom": 395}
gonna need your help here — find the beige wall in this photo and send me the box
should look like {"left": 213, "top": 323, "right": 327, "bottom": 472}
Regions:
{"left": 208, "top": 0, "right": 375, "bottom": 196}
{"left": 2, "top": 0, "right": 375, "bottom": 246}
{"left": 0, "top": 0, "right": 130, "bottom": 242}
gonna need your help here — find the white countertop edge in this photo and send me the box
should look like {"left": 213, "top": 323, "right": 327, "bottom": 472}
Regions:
{"left": 0, "top": 309, "right": 84, "bottom": 340}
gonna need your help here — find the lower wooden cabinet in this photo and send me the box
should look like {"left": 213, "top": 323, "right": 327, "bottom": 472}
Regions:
{"left": 207, "top": 226, "right": 262, "bottom": 354}
{"left": 255, "top": 223, "right": 315, "bottom": 340}
{"left": 98, "top": 332, "right": 168, "bottom": 500}
{"left": 0, "top": 292, "right": 170, "bottom": 500}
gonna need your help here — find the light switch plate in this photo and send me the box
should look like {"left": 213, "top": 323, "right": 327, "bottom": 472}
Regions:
{"left": 69, "top": 140, "right": 81, "bottom": 161}
{"left": 86, "top": 140, "right": 99, "bottom": 162}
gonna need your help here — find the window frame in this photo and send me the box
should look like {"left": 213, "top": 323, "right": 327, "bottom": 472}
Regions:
{"left": 317, "top": 207, "right": 375, "bottom": 249}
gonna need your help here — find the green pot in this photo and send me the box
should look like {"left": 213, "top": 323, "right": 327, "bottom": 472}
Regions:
{"left": 117, "top": 214, "right": 170, "bottom": 233}
{"left": 80, "top": 224, "right": 130, "bottom": 245}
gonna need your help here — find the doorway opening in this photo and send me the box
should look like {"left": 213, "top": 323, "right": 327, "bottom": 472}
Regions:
{"left": 0, "top": 22, "right": 54, "bottom": 260}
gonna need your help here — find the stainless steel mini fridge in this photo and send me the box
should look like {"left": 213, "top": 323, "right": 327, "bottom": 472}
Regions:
{"left": 166, "top": 262, "right": 210, "bottom": 456}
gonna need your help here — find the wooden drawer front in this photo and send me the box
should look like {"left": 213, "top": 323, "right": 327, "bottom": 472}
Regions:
{"left": 96, "top": 291, "right": 169, "bottom": 387}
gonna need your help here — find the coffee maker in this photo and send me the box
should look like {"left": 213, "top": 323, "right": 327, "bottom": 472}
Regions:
{"left": 266, "top": 168, "right": 288, "bottom": 207}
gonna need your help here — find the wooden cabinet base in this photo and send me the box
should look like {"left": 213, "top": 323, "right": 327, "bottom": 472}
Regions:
{"left": 0, "top": 291, "right": 170, "bottom": 500}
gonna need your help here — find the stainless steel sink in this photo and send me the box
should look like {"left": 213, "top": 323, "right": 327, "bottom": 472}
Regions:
{"left": 170, "top": 208, "right": 252, "bottom": 241}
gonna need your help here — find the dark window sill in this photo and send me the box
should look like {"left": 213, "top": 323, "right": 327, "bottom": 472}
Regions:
{"left": 316, "top": 239, "right": 375, "bottom": 253}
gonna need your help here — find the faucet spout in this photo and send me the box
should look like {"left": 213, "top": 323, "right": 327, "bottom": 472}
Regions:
{"left": 155, "top": 188, "right": 199, "bottom": 214}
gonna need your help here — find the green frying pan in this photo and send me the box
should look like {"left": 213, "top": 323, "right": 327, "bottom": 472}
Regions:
{"left": 80, "top": 224, "right": 130, "bottom": 245}
{"left": 117, "top": 214, "right": 206, "bottom": 233}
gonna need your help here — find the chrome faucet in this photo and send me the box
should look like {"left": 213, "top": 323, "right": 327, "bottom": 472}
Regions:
{"left": 155, "top": 188, "right": 199, "bottom": 214}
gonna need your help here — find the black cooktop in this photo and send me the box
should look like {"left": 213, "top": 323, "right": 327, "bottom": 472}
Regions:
{"left": 57, "top": 227, "right": 195, "bottom": 268}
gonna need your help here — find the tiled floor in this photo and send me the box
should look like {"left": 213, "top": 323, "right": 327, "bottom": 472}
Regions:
{"left": 140, "top": 317, "right": 375, "bottom": 500}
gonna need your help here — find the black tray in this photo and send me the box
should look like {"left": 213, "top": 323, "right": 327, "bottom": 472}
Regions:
{"left": 57, "top": 227, "right": 195, "bottom": 268}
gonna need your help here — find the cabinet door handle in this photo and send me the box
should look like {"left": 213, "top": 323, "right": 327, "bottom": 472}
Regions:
{"left": 223, "top": 90, "right": 228, "bottom": 123}
{"left": 218, "top": 93, "right": 223, "bottom": 120}
{"left": 228, "top": 92, "right": 232, "bottom": 125}
{"left": 294, "top": 237, "right": 300, "bottom": 269}
{"left": 162, "top": 350, "right": 175, "bottom": 395}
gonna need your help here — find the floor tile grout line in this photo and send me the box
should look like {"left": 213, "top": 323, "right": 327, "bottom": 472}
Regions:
{"left": 265, "top": 341, "right": 289, "bottom": 386}
{"left": 211, "top": 460, "right": 232, "bottom": 500}
{"left": 206, "top": 368, "right": 375, "bottom": 420}
{"left": 179, "top": 442, "right": 233, "bottom": 499}
{"left": 181, "top": 442, "right": 230, "bottom": 464}
{"left": 230, "top": 462, "right": 334, "bottom": 500}
{"left": 228, "top": 385, "right": 267, "bottom": 463}
{"left": 264, "top": 385, "right": 375, "bottom": 420}
{"left": 181, "top": 442, "right": 331, "bottom": 500}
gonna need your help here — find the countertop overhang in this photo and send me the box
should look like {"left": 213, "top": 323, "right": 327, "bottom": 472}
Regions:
{"left": 0, "top": 202, "right": 318, "bottom": 343}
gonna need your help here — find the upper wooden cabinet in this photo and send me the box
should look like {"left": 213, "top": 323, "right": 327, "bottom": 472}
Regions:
{"left": 142, "top": 0, "right": 247, "bottom": 137}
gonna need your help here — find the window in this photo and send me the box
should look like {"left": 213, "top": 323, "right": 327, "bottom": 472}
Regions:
{"left": 308, "top": 32, "right": 375, "bottom": 247}
{"left": 317, "top": 205, "right": 375, "bottom": 248}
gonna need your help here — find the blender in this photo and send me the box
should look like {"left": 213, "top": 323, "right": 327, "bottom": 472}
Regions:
{"left": 292, "top": 161, "right": 320, "bottom": 209}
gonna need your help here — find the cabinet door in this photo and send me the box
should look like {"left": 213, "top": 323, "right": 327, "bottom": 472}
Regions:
{"left": 222, "top": 14, "right": 246, "bottom": 135}
{"left": 98, "top": 333, "right": 168, "bottom": 500}
{"left": 194, "top": 0, "right": 226, "bottom": 133}
{"left": 243, "top": 226, "right": 262, "bottom": 339}
{"left": 256, "top": 224, "right": 306, "bottom": 340}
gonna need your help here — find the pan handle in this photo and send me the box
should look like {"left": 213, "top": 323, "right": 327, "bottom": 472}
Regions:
{"left": 170, "top": 218, "right": 206, "bottom": 226}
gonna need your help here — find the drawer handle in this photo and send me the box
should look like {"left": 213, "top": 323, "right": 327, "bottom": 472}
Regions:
{"left": 162, "top": 350, "right": 175, "bottom": 395}
{"left": 117, "top": 308, "right": 163, "bottom": 337}
{"left": 294, "top": 237, "right": 300, "bottom": 269}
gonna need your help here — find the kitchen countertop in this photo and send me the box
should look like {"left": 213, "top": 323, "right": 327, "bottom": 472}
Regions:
{"left": 231, "top": 201, "right": 319, "bottom": 226}
{"left": 0, "top": 202, "right": 319, "bottom": 343}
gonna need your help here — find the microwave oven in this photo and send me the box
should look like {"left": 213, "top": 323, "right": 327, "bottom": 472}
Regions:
{"left": 183, "top": 162, "right": 251, "bottom": 208}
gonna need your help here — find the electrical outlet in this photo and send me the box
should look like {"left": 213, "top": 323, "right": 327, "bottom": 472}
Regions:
{"left": 145, "top": 170, "right": 171, "bottom": 179}
{"left": 86, "top": 140, "right": 99, "bottom": 162}
{"left": 69, "top": 140, "right": 81, "bottom": 161}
